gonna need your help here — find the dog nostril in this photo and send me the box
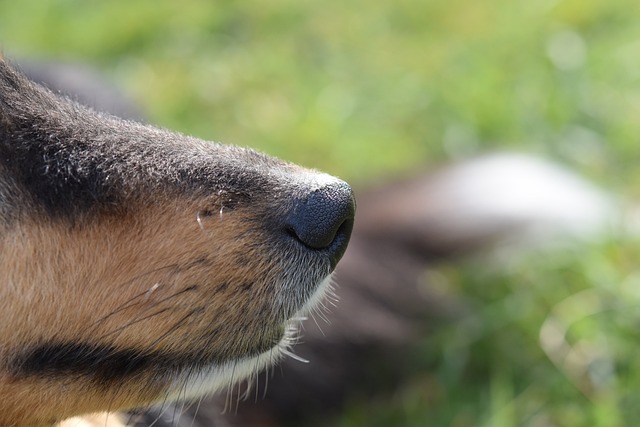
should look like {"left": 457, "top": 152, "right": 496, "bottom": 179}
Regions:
{"left": 286, "top": 180, "right": 355, "bottom": 258}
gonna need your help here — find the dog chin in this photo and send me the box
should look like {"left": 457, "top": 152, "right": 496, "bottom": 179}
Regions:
{"left": 164, "top": 275, "right": 334, "bottom": 402}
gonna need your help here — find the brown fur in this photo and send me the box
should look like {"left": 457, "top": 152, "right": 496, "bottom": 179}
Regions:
{"left": 0, "top": 199, "right": 270, "bottom": 422}
{"left": 0, "top": 59, "right": 355, "bottom": 426}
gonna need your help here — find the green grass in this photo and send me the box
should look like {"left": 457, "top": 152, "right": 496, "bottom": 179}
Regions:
{"left": 2, "top": 0, "right": 640, "bottom": 425}
{"left": 3, "top": 0, "right": 640, "bottom": 188}
{"left": 332, "top": 238, "right": 640, "bottom": 426}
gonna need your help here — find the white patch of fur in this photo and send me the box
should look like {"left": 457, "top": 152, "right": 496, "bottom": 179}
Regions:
{"left": 165, "top": 275, "right": 334, "bottom": 401}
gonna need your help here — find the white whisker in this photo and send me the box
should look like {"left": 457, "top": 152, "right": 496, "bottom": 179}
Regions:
{"left": 280, "top": 347, "right": 309, "bottom": 364}
{"left": 195, "top": 210, "right": 206, "bottom": 231}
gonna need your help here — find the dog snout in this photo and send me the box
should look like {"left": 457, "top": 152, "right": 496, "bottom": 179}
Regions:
{"left": 286, "top": 179, "right": 355, "bottom": 266}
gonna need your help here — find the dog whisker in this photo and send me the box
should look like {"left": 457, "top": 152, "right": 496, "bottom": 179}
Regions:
{"left": 145, "top": 308, "right": 205, "bottom": 350}
{"left": 279, "top": 347, "right": 309, "bottom": 364}
{"left": 0, "top": 59, "right": 355, "bottom": 425}
{"left": 89, "top": 285, "right": 198, "bottom": 337}
{"left": 145, "top": 283, "right": 160, "bottom": 299}
{"left": 195, "top": 210, "right": 206, "bottom": 231}
{"left": 96, "top": 307, "right": 176, "bottom": 341}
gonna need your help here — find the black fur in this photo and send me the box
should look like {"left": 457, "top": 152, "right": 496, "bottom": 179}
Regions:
{"left": 0, "top": 59, "right": 356, "bottom": 408}
{"left": 0, "top": 60, "right": 291, "bottom": 221}
{"left": 12, "top": 336, "right": 279, "bottom": 385}
{"left": 14, "top": 343, "right": 159, "bottom": 383}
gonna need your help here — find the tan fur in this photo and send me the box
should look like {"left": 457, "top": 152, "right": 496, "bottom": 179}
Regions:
{"left": 0, "top": 59, "right": 355, "bottom": 426}
{"left": 0, "top": 196, "right": 294, "bottom": 425}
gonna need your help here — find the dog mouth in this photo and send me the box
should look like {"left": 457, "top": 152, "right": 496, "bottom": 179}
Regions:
{"left": 163, "top": 274, "right": 335, "bottom": 401}
{"left": 221, "top": 273, "right": 336, "bottom": 358}
{"left": 2, "top": 177, "right": 353, "bottom": 412}
{"left": 159, "top": 227, "right": 342, "bottom": 400}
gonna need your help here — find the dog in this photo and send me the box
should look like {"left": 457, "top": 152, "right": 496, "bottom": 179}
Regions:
{"left": 0, "top": 58, "right": 355, "bottom": 426}
{"left": 13, "top": 58, "right": 616, "bottom": 427}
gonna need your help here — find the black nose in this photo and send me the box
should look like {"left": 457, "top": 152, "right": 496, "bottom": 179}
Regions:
{"left": 286, "top": 180, "right": 355, "bottom": 266}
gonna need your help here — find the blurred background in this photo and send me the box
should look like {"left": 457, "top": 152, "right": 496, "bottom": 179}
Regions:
{"left": 3, "top": 0, "right": 640, "bottom": 425}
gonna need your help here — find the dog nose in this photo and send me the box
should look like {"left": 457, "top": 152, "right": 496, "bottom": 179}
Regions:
{"left": 286, "top": 180, "right": 355, "bottom": 265}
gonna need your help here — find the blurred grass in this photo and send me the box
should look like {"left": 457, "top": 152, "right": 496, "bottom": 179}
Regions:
{"left": 332, "top": 238, "right": 640, "bottom": 427}
{"left": 3, "top": 0, "right": 640, "bottom": 189}
{"left": 2, "top": 0, "right": 640, "bottom": 425}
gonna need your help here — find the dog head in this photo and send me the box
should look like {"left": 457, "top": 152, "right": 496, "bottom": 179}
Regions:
{"left": 0, "top": 60, "right": 354, "bottom": 425}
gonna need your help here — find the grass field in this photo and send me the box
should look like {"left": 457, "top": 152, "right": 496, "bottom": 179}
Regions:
{"left": 2, "top": 0, "right": 640, "bottom": 425}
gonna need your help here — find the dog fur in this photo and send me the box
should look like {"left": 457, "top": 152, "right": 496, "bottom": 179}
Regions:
{"left": 0, "top": 59, "right": 355, "bottom": 426}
